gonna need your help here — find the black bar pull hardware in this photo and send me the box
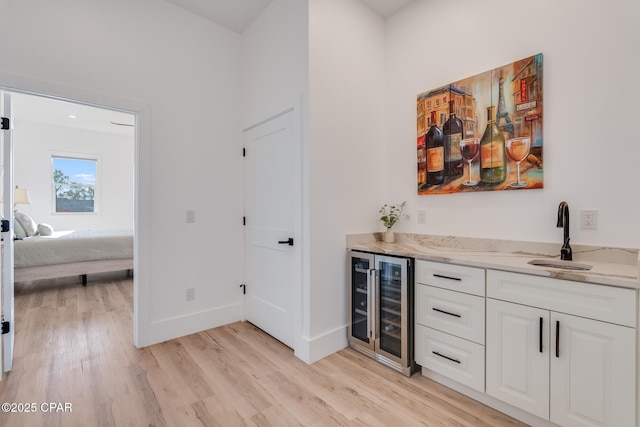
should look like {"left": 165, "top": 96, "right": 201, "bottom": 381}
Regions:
{"left": 432, "top": 351, "right": 461, "bottom": 364}
{"left": 433, "top": 274, "right": 462, "bottom": 281}
{"left": 539, "top": 317, "right": 543, "bottom": 353}
{"left": 278, "top": 238, "right": 294, "bottom": 246}
{"left": 433, "top": 307, "right": 461, "bottom": 318}
{"left": 555, "top": 320, "right": 560, "bottom": 358}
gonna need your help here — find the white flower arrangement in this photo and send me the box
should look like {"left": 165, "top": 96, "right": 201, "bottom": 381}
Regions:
{"left": 378, "top": 201, "right": 406, "bottom": 229}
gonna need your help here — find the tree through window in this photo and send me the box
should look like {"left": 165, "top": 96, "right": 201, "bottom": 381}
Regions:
{"left": 52, "top": 156, "right": 98, "bottom": 213}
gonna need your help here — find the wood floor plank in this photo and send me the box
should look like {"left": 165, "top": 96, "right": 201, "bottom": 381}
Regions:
{"left": 2, "top": 274, "right": 528, "bottom": 426}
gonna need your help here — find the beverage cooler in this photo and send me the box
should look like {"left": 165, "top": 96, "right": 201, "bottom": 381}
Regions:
{"left": 348, "top": 250, "right": 416, "bottom": 376}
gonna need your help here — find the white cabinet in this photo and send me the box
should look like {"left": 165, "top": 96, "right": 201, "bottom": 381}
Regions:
{"left": 415, "top": 260, "right": 486, "bottom": 392}
{"left": 486, "top": 299, "right": 549, "bottom": 419}
{"left": 486, "top": 270, "right": 637, "bottom": 427}
{"left": 550, "top": 312, "right": 636, "bottom": 427}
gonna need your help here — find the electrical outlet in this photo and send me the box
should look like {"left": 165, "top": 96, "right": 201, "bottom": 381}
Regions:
{"left": 417, "top": 210, "right": 426, "bottom": 224}
{"left": 580, "top": 209, "right": 598, "bottom": 230}
{"left": 186, "top": 210, "right": 195, "bottom": 223}
{"left": 186, "top": 288, "right": 195, "bottom": 301}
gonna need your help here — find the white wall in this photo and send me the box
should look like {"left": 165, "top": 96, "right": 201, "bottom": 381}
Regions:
{"left": 0, "top": 0, "right": 244, "bottom": 346}
{"left": 384, "top": 0, "right": 640, "bottom": 249}
{"left": 13, "top": 119, "right": 134, "bottom": 231}
{"left": 241, "top": 0, "right": 309, "bottom": 128}
{"left": 307, "top": 0, "right": 386, "bottom": 359}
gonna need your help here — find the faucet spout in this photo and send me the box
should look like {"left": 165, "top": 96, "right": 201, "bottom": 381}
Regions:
{"left": 557, "top": 201, "right": 572, "bottom": 261}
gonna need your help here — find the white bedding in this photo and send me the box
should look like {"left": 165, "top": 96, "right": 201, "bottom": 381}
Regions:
{"left": 14, "top": 229, "right": 133, "bottom": 268}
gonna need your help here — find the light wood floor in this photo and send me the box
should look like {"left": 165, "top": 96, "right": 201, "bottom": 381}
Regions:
{"left": 0, "top": 273, "right": 527, "bottom": 427}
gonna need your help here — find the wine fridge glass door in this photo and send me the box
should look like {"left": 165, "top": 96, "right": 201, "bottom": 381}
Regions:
{"left": 376, "top": 257, "right": 408, "bottom": 364}
{"left": 349, "top": 255, "right": 372, "bottom": 345}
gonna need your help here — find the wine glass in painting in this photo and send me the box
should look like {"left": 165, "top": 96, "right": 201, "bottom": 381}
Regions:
{"left": 505, "top": 137, "right": 531, "bottom": 188}
{"left": 460, "top": 138, "right": 479, "bottom": 187}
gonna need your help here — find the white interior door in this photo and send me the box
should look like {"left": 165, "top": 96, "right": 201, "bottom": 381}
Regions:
{"left": 0, "top": 90, "right": 15, "bottom": 378}
{"left": 243, "top": 108, "right": 300, "bottom": 349}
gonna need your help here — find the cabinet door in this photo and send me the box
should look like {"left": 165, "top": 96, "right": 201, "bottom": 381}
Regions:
{"left": 550, "top": 312, "right": 636, "bottom": 427}
{"left": 486, "top": 299, "right": 549, "bottom": 419}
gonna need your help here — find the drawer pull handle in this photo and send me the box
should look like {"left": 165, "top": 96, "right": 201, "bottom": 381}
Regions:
{"left": 432, "top": 307, "right": 461, "bottom": 318}
{"left": 433, "top": 274, "right": 462, "bottom": 281}
{"left": 432, "top": 351, "right": 461, "bottom": 364}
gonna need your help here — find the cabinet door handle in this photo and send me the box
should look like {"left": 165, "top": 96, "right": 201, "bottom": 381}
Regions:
{"left": 432, "top": 307, "right": 461, "bottom": 318}
{"left": 432, "top": 351, "right": 461, "bottom": 364}
{"left": 555, "top": 320, "right": 560, "bottom": 358}
{"left": 539, "top": 317, "right": 543, "bottom": 353}
{"left": 433, "top": 274, "right": 462, "bottom": 281}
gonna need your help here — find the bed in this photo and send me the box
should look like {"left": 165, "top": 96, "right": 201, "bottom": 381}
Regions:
{"left": 14, "top": 229, "right": 133, "bottom": 285}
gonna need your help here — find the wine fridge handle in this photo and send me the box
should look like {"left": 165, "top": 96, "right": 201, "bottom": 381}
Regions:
{"left": 371, "top": 269, "right": 379, "bottom": 340}
{"left": 366, "top": 269, "right": 373, "bottom": 340}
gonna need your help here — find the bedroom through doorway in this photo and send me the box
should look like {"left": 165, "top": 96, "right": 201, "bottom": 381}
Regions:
{"left": 6, "top": 91, "right": 136, "bottom": 365}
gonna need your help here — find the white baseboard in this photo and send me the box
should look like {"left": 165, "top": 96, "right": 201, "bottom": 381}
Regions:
{"left": 139, "top": 303, "right": 242, "bottom": 347}
{"left": 295, "top": 324, "right": 348, "bottom": 364}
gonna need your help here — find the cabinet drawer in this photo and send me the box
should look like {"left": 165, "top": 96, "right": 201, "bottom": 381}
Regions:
{"left": 415, "top": 324, "right": 485, "bottom": 392}
{"left": 416, "top": 260, "right": 485, "bottom": 296}
{"left": 487, "top": 269, "right": 637, "bottom": 327}
{"left": 415, "top": 284, "right": 485, "bottom": 344}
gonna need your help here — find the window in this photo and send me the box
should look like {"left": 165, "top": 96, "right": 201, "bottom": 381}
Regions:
{"left": 52, "top": 155, "right": 98, "bottom": 213}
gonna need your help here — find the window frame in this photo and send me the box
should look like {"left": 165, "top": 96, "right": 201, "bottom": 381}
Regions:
{"left": 51, "top": 152, "right": 101, "bottom": 215}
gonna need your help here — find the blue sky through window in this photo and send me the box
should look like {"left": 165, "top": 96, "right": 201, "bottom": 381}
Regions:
{"left": 53, "top": 157, "right": 96, "bottom": 185}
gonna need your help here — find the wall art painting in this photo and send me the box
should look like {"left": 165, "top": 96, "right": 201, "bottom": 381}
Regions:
{"left": 417, "top": 53, "right": 543, "bottom": 195}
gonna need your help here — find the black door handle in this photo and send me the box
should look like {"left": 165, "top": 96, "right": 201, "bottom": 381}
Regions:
{"left": 278, "top": 238, "right": 294, "bottom": 246}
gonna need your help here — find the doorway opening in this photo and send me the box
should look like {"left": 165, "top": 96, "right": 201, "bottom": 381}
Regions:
{"left": 2, "top": 89, "right": 138, "bottom": 373}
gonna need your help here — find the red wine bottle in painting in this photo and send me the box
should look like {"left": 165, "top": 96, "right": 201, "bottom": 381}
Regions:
{"left": 443, "top": 99, "right": 464, "bottom": 177}
{"left": 479, "top": 106, "right": 506, "bottom": 185}
{"left": 417, "top": 134, "right": 427, "bottom": 189}
{"left": 425, "top": 111, "right": 444, "bottom": 186}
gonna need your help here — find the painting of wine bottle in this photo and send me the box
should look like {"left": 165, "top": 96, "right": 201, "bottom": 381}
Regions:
{"left": 416, "top": 53, "right": 543, "bottom": 195}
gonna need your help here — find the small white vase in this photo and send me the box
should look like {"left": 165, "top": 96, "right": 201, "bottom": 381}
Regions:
{"left": 384, "top": 228, "right": 394, "bottom": 243}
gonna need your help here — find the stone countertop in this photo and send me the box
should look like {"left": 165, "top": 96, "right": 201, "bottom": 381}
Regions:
{"left": 347, "top": 233, "right": 640, "bottom": 290}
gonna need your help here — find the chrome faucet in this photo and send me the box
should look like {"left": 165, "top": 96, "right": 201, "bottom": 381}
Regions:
{"left": 556, "top": 201, "right": 572, "bottom": 261}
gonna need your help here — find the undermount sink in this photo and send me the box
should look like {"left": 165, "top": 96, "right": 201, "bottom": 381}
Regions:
{"left": 527, "top": 259, "right": 593, "bottom": 271}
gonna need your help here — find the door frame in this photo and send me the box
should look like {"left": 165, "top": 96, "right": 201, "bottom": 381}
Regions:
{"left": 0, "top": 72, "right": 149, "bottom": 350}
{"left": 1, "top": 90, "right": 15, "bottom": 377}
{"left": 242, "top": 98, "right": 304, "bottom": 356}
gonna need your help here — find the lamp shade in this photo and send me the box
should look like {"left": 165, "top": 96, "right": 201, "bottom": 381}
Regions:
{"left": 14, "top": 187, "right": 31, "bottom": 206}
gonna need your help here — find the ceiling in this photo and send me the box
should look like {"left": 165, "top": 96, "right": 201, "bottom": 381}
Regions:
{"left": 163, "top": 0, "right": 416, "bottom": 33}
{"left": 10, "top": 92, "right": 135, "bottom": 136}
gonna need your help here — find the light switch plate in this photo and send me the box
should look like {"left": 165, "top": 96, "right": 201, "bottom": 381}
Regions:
{"left": 417, "top": 210, "right": 426, "bottom": 224}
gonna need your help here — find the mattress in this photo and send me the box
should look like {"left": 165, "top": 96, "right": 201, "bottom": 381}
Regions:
{"left": 14, "top": 229, "right": 133, "bottom": 268}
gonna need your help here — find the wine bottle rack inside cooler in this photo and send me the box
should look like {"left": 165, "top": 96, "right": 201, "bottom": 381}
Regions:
{"left": 379, "top": 261, "right": 403, "bottom": 358}
{"left": 347, "top": 250, "right": 416, "bottom": 377}
{"left": 350, "top": 257, "right": 371, "bottom": 343}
